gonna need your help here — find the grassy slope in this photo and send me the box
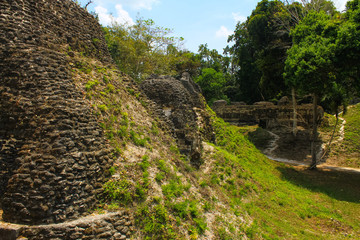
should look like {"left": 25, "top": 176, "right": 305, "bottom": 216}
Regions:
{"left": 69, "top": 50, "right": 359, "bottom": 239}
{"left": 319, "top": 104, "right": 360, "bottom": 168}
{"left": 206, "top": 118, "right": 360, "bottom": 239}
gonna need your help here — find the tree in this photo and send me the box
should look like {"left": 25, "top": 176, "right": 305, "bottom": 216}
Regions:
{"left": 228, "top": 0, "right": 293, "bottom": 103}
{"left": 104, "top": 18, "right": 185, "bottom": 81}
{"left": 174, "top": 51, "right": 201, "bottom": 78}
{"left": 280, "top": 0, "right": 336, "bottom": 24}
{"left": 226, "top": 22, "right": 262, "bottom": 103}
{"left": 194, "top": 44, "right": 234, "bottom": 104}
{"left": 197, "top": 44, "right": 229, "bottom": 73}
{"left": 284, "top": 11, "right": 339, "bottom": 169}
{"left": 335, "top": 0, "right": 360, "bottom": 97}
{"left": 195, "top": 68, "right": 228, "bottom": 105}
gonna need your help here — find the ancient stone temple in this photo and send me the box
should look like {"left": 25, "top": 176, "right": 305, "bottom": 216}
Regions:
{"left": 0, "top": 0, "right": 132, "bottom": 238}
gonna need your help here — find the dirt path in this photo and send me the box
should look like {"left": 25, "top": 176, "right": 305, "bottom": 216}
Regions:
{"left": 338, "top": 116, "right": 346, "bottom": 141}
{"left": 268, "top": 155, "right": 360, "bottom": 174}
{"left": 263, "top": 131, "right": 280, "bottom": 156}
{"left": 316, "top": 115, "right": 346, "bottom": 160}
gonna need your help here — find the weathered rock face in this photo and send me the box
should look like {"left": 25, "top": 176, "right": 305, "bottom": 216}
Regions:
{"left": 140, "top": 73, "right": 214, "bottom": 167}
{"left": 212, "top": 100, "right": 323, "bottom": 129}
{"left": 0, "top": 0, "right": 114, "bottom": 224}
{"left": 0, "top": 211, "right": 133, "bottom": 240}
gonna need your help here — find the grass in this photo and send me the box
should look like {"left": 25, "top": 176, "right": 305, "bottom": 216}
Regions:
{"left": 204, "top": 117, "right": 360, "bottom": 239}
{"left": 101, "top": 111, "right": 360, "bottom": 239}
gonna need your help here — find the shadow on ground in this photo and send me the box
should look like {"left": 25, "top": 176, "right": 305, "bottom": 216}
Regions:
{"left": 277, "top": 165, "right": 360, "bottom": 203}
{"left": 248, "top": 127, "right": 322, "bottom": 162}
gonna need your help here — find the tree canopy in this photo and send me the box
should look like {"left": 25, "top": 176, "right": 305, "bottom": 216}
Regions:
{"left": 227, "top": 0, "right": 293, "bottom": 103}
{"left": 104, "top": 18, "right": 194, "bottom": 81}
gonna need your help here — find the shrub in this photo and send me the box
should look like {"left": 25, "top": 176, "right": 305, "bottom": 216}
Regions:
{"left": 103, "top": 179, "right": 132, "bottom": 204}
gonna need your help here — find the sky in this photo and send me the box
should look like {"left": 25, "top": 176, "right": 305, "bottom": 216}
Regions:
{"left": 77, "top": 0, "right": 350, "bottom": 53}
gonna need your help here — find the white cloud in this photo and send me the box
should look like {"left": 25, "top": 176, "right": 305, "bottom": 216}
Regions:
{"left": 334, "top": 0, "right": 349, "bottom": 11}
{"left": 95, "top": 4, "right": 134, "bottom": 26}
{"left": 120, "top": 0, "right": 160, "bottom": 10}
{"left": 216, "top": 26, "right": 233, "bottom": 38}
{"left": 115, "top": 4, "right": 135, "bottom": 25}
{"left": 95, "top": 6, "right": 112, "bottom": 26}
{"left": 232, "top": 12, "right": 247, "bottom": 23}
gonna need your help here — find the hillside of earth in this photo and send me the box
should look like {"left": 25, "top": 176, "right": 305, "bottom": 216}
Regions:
{"left": 1, "top": 0, "right": 360, "bottom": 240}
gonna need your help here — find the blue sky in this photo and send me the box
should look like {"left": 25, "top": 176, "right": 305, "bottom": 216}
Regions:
{"left": 78, "top": 0, "right": 349, "bottom": 53}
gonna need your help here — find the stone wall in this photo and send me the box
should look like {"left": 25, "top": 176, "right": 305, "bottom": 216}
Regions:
{"left": 212, "top": 100, "right": 323, "bottom": 129}
{"left": 0, "top": 211, "right": 133, "bottom": 240}
{"left": 0, "top": 0, "right": 112, "bottom": 63}
{"left": 0, "top": 0, "right": 114, "bottom": 224}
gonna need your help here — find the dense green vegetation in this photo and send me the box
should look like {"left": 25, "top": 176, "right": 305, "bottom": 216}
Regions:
{"left": 342, "top": 104, "right": 360, "bottom": 166}
{"left": 227, "top": 0, "right": 293, "bottom": 103}
{"left": 103, "top": 18, "right": 199, "bottom": 81}
{"left": 228, "top": 0, "right": 359, "bottom": 109}
{"left": 102, "top": 0, "right": 359, "bottom": 112}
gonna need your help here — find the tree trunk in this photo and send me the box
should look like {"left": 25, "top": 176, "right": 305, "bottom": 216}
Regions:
{"left": 292, "top": 87, "right": 297, "bottom": 137}
{"left": 319, "top": 113, "right": 339, "bottom": 161}
{"left": 310, "top": 93, "right": 318, "bottom": 169}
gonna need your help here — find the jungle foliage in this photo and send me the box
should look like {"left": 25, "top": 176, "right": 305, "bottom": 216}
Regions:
{"left": 102, "top": 0, "right": 360, "bottom": 110}
{"left": 103, "top": 18, "right": 199, "bottom": 81}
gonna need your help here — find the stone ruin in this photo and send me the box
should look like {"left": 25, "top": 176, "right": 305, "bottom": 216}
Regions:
{"left": 212, "top": 98, "right": 325, "bottom": 162}
{"left": 0, "top": 0, "right": 132, "bottom": 239}
{"left": 140, "top": 73, "right": 215, "bottom": 167}
{"left": 212, "top": 97, "right": 324, "bottom": 130}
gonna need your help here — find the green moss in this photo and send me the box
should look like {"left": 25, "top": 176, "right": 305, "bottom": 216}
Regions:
{"left": 130, "top": 130, "right": 149, "bottom": 147}
{"left": 106, "top": 83, "right": 115, "bottom": 93}
{"left": 161, "top": 179, "right": 185, "bottom": 199}
{"left": 155, "top": 172, "right": 165, "bottom": 182}
{"left": 109, "top": 166, "right": 118, "bottom": 176}
{"left": 139, "top": 155, "right": 150, "bottom": 171}
{"left": 103, "top": 75, "right": 109, "bottom": 83}
{"left": 157, "top": 159, "right": 170, "bottom": 173}
{"left": 92, "top": 38, "right": 100, "bottom": 45}
{"left": 85, "top": 80, "right": 99, "bottom": 91}
{"left": 151, "top": 121, "right": 159, "bottom": 135}
{"left": 98, "top": 104, "right": 108, "bottom": 112}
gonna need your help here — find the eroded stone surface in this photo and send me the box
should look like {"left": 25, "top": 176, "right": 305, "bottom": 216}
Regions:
{"left": 0, "top": 211, "right": 133, "bottom": 240}
{"left": 140, "top": 73, "right": 214, "bottom": 167}
{"left": 0, "top": 0, "right": 114, "bottom": 224}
